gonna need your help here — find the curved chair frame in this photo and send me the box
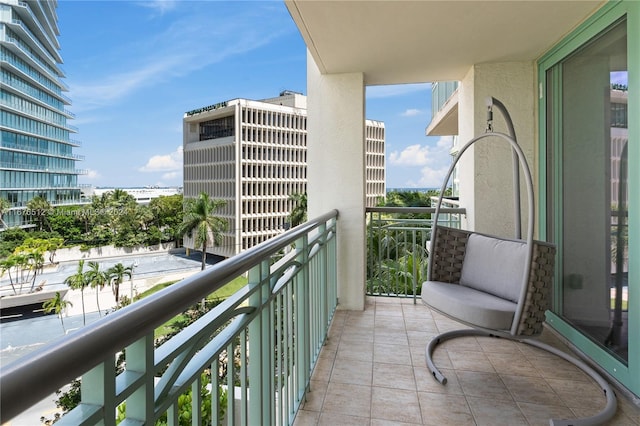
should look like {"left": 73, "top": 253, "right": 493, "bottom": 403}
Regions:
{"left": 424, "top": 131, "right": 617, "bottom": 426}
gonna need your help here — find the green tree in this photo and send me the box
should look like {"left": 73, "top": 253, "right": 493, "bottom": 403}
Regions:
{"left": 288, "top": 192, "right": 308, "bottom": 228}
{"left": 0, "top": 197, "right": 10, "bottom": 229}
{"left": 149, "top": 194, "right": 184, "bottom": 243}
{"left": 85, "top": 261, "right": 108, "bottom": 316}
{"left": 1, "top": 249, "right": 44, "bottom": 294}
{"left": 18, "top": 237, "right": 63, "bottom": 265}
{"left": 27, "top": 196, "right": 52, "bottom": 231}
{"left": 64, "top": 260, "right": 87, "bottom": 326}
{"left": 109, "top": 189, "right": 136, "bottom": 207}
{"left": 107, "top": 262, "right": 134, "bottom": 305}
{"left": 179, "top": 193, "right": 228, "bottom": 271}
{"left": 78, "top": 205, "right": 94, "bottom": 235}
{"left": 45, "top": 237, "right": 64, "bottom": 264}
{"left": 25, "top": 250, "right": 45, "bottom": 292}
{"left": 90, "top": 190, "right": 137, "bottom": 244}
{"left": 43, "top": 292, "right": 73, "bottom": 334}
{"left": 0, "top": 256, "right": 19, "bottom": 295}
{"left": 0, "top": 227, "right": 27, "bottom": 258}
{"left": 48, "top": 206, "right": 83, "bottom": 242}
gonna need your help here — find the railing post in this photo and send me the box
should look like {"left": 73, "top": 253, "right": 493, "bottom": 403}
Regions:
{"left": 248, "top": 260, "right": 272, "bottom": 425}
{"left": 295, "top": 231, "right": 310, "bottom": 411}
{"left": 318, "top": 224, "right": 328, "bottom": 355}
{"left": 412, "top": 228, "right": 418, "bottom": 303}
{"left": 325, "top": 219, "right": 339, "bottom": 314}
{"left": 80, "top": 359, "right": 117, "bottom": 426}
{"left": 123, "top": 334, "right": 154, "bottom": 423}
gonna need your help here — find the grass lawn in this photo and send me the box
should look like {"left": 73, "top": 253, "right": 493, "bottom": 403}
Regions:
{"left": 134, "top": 276, "right": 248, "bottom": 338}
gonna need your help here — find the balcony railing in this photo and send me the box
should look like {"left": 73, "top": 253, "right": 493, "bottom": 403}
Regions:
{"left": 366, "top": 205, "right": 466, "bottom": 301}
{"left": 431, "top": 81, "right": 459, "bottom": 118}
{"left": 1, "top": 210, "right": 338, "bottom": 425}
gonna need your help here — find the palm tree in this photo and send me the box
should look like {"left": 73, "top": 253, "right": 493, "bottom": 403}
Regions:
{"left": 2, "top": 252, "right": 41, "bottom": 294}
{"left": 0, "top": 197, "right": 10, "bottom": 229}
{"left": 85, "top": 261, "right": 108, "bottom": 316}
{"left": 26, "top": 196, "right": 52, "bottom": 231}
{"left": 27, "top": 250, "right": 44, "bottom": 293}
{"left": 179, "top": 192, "right": 228, "bottom": 270}
{"left": 43, "top": 292, "right": 73, "bottom": 334}
{"left": 288, "top": 192, "right": 307, "bottom": 228}
{"left": 64, "top": 260, "right": 87, "bottom": 325}
{"left": 107, "top": 263, "right": 133, "bottom": 305}
{"left": 0, "top": 257, "right": 18, "bottom": 295}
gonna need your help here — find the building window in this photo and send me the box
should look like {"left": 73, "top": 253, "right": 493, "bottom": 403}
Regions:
{"left": 611, "top": 101, "right": 628, "bottom": 128}
{"left": 200, "top": 116, "right": 234, "bottom": 141}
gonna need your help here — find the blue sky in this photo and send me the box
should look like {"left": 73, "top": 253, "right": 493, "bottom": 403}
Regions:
{"left": 58, "top": 0, "right": 452, "bottom": 189}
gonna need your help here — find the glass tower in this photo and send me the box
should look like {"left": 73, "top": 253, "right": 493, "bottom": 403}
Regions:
{"left": 0, "top": 0, "right": 82, "bottom": 228}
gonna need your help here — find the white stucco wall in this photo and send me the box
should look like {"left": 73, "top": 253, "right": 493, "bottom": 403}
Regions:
{"left": 307, "top": 50, "right": 366, "bottom": 310}
{"left": 457, "top": 62, "right": 537, "bottom": 239}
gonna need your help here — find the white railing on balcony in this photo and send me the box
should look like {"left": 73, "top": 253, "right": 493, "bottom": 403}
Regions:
{"left": 431, "top": 81, "right": 459, "bottom": 119}
{"left": 366, "top": 206, "right": 465, "bottom": 302}
{"left": 0, "top": 210, "right": 338, "bottom": 425}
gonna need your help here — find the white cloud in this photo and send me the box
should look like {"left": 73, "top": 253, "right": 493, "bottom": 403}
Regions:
{"left": 139, "top": 146, "right": 183, "bottom": 172}
{"left": 84, "top": 169, "right": 101, "bottom": 179}
{"left": 415, "top": 164, "right": 452, "bottom": 188}
{"left": 400, "top": 108, "right": 423, "bottom": 117}
{"left": 162, "top": 171, "right": 180, "bottom": 181}
{"left": 70, "top": 55, "right": 193, "bottom": 111}
{"left": 136, "top": 0, "right": 178, "bottom": 15}
{"left": 389, "top": 144, "right": 431, "bottom": 166}
{"left": 69, "top": 8, "right": 290, "bottom": 113}
{"left": 389, "top": 136, "right": 454, "bottom": 187}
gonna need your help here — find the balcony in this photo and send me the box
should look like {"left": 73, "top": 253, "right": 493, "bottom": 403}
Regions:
{"left": 1, "top": 209, "right": 639, "bottom": 425}
{"left": 426, "top": 81, "right": 459, "bottom": 137}
{"left": 294, "top": 296, "right": 640, "bottom": 425}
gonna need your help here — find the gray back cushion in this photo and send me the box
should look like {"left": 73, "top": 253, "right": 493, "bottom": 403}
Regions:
{"left": 459, "top": 233, "right": 528, "bottom": 303}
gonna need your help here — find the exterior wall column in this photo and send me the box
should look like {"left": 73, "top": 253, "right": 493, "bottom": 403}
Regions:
{"left": 306, "top": 50, "right": 366, "bottom": 310}
{"left": 457, "top": 62, "right": 537, "bottom": 238}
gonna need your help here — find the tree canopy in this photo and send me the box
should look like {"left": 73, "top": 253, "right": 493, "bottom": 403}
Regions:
{"left": 1, "top": 193, "right": 186, "bottom": 252}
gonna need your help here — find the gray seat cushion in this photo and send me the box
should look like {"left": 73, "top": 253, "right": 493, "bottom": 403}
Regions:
{"left": 421, "top": 280, "right": 516, "bottom": 331}
{"left": 459, "top": 233, "right": 528, "bottom": 303}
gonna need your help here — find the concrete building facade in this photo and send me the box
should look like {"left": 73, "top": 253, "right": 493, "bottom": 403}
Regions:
{"left": 0, "top": 0, "right": 82, "bottom": 228}
{"left": 183, "top": 92, "right": 385, "bottom": 258}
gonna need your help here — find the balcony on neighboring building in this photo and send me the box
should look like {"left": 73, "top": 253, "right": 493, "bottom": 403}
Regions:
{"left": 426, "top": 81, "right": 459, "bottom": 137}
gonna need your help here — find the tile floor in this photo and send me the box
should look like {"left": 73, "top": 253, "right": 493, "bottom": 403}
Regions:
{"left": 293, "top": 296, "right": 640, "bottom": 426}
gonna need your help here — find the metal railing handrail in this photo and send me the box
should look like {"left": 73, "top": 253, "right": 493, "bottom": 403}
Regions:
{"left": 0, "top": 209, "right": 338, "bottom": 422}
{"left": 366, "top": 206, "right": 466, "bottom": 300}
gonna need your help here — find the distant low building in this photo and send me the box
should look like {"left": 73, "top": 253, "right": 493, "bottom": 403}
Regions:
{"left": 183, "top": 91, "right": 385, "bottom": 258}
{"left": 81, "top": 186, "right": 182, "bottom": 204}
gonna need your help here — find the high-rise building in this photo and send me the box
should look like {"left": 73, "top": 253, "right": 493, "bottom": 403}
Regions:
{"left": 0, "top": 0, "right": 82, "bottom": 228}
{"left": 183, "top": 91, "right": 385, "bottom": 258}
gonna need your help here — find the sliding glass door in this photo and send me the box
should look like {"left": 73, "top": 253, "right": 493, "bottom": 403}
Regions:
{"left": 540, "top": 1, "right": 638, "bottom": 396}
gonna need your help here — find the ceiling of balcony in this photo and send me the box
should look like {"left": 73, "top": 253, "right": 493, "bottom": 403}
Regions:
{"left": 285, "top": 1, "right": 604, "bottom": 85}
